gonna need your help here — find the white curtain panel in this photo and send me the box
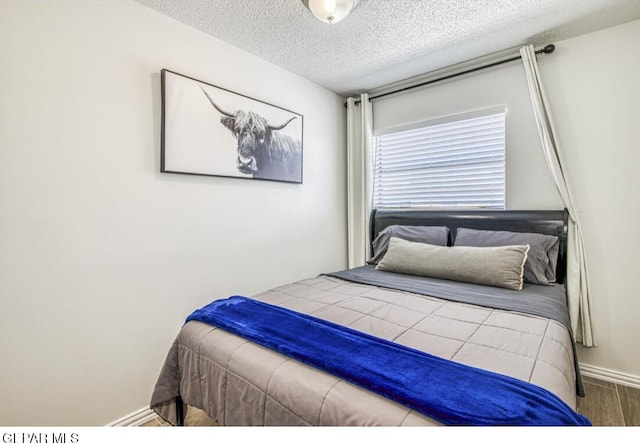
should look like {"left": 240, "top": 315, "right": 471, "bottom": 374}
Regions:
{"left": 520, "top": 45, "right": 596, "bottom": 347}
{"left": 346, "top": 93, "right": 373, "bottom": 268}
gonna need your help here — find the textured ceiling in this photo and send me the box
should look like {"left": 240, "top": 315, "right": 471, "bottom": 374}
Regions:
{"left": 133, "top": 0, "right": 640, "bottom": 97}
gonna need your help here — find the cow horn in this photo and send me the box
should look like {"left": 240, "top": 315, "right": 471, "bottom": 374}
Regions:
{"left": 269, "top": 116, "right": 297, "bottom": 131}
{"left": 201, "top": 87, "right": 235, "bottom": 118}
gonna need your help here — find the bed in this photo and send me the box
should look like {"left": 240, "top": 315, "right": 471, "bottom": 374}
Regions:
{"left": 150, "top": 209, "right": 587, "bottom": 426}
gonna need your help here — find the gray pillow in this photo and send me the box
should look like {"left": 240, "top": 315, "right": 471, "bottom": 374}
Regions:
{"left": 376, "top": 237, "right": 530, "bottom": 291}
{"left": 454, "top": 227, "right": 559, "bottom": 285}
{"left": 368, "top": 225, "right": 450, "bottom": 265}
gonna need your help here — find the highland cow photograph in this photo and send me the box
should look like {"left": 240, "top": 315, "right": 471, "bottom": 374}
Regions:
{"left": 161, "top": 69, "right": 303, "bottom": 183}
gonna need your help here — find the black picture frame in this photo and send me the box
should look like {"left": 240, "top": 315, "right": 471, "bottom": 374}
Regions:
{"left": 160, "top": 69, "right": 304, "bottom": 184}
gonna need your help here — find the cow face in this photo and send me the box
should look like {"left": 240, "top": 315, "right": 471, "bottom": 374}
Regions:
{"left": 220, "top": 111, "right": 271, "bottom": 175}
{"left": 201, "top": 88, "right": 298, "bottom": 179}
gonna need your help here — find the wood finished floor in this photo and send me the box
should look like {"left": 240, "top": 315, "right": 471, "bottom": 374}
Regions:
{"left": 141, "top": 375, "right": 640, "bottom": 426}
{"left": 141, "top": 406, "right": 217, "bottom": 427}
{"left": 576, "top": 376, "right": 640, "bottom": 426}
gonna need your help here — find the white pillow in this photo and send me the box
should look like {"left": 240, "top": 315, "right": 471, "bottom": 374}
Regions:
{"left": 376, "top": 237, "right": 530, "bottom": 290}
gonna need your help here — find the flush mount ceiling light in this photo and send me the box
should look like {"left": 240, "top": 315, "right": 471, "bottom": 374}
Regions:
{"left": 302, "top": 0, "right": 360, "bottom": 24}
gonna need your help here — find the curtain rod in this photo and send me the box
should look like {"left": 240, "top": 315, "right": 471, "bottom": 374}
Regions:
{"left": 347, "top": 44, "right": 555, "bottom": 107}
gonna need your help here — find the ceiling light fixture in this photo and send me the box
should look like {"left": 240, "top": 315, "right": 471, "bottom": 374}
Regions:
{"left": 302, "top": 0, "right": 360, "bottom": 24}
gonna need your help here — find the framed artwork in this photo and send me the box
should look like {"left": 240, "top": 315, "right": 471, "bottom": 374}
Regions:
{"left": 160, "top": 69, "right": 303, "bottom": 184}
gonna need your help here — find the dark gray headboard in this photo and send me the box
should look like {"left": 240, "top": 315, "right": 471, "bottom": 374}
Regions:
{"left": 370, "top": 209, "right": 569, "bottom": 284}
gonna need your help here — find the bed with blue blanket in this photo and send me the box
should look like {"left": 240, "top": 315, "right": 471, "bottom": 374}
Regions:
{"left": 150, "top": 209, "right": 588, "bottom": 426}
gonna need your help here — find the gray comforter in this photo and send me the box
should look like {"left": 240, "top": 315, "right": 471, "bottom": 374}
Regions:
{"left": 151, "top": 267, "right": 579, "bottom": 426}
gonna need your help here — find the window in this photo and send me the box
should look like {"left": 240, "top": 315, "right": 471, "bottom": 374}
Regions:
{"left": 373, "top": 107, "right": 506, "bottom": 209}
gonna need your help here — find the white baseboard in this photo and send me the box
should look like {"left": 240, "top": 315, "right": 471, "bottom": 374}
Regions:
{"left": 107, "top": 406, "right": 157, "bottom": 427}
{"left": 580, "top": 363, "right": 640, "bottom": 390}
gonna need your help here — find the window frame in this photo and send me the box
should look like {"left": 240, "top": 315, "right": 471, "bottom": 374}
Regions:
{"left": 372, "top": 106, "right": 506, "bottom": 210}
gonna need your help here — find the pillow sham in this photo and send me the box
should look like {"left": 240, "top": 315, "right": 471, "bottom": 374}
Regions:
{"left": 368, "top": 225, "right": 450, "bottom": 265}
{"left": 453, "top": 227, "right": 560, "bottom": 285}
{"left": 376, "top": 237, "right": 530, "bottom": 291}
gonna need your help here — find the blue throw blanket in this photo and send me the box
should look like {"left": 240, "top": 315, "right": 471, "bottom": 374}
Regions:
{"left": 186, "top": 296, "right": 591, "bottom": 426}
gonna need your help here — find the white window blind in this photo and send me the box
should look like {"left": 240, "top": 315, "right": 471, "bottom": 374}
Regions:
{"left": 373, "top": 108, "right": 506, "bottom": 209}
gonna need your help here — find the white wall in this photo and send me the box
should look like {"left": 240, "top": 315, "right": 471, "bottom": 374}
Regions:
{"left": 373, "top": 52, "right": 563, "bottom": 210}
{"left": 541, "top": 20, "right": 640, "bottom": 379}
{"left": 0, "top": 0, "right": 347, "bottom": 425}
{"left": 373, "top": 20, "right": 640, "bottom": 382}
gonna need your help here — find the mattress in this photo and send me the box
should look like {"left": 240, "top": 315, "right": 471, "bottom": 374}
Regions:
{"left": 150, "top": 267, "right": 579, "bottom": 426}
